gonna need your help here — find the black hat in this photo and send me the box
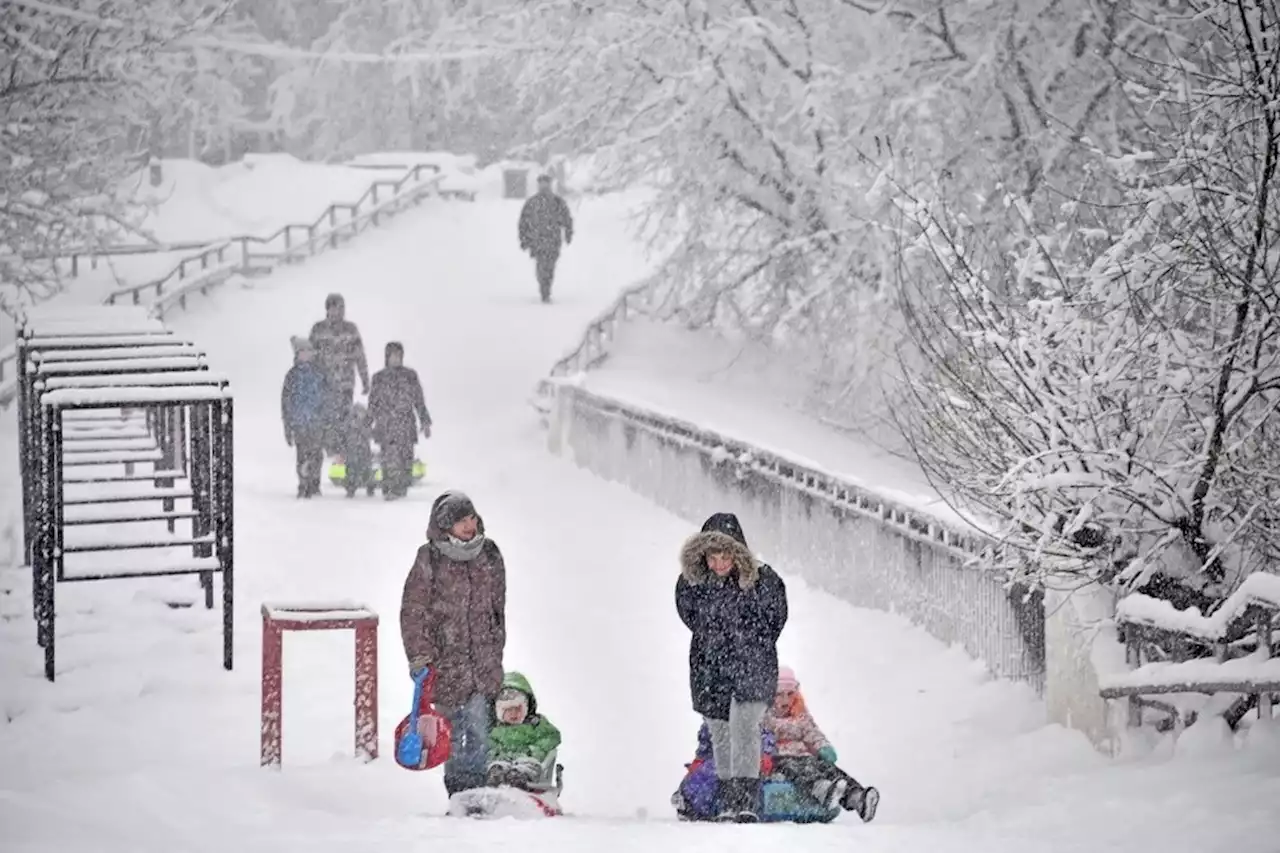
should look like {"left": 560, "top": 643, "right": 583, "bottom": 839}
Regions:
{"left": 325, "top": 293, "right": 344, "bottom": 309}
{"left": 701, "top": 512, "right": 747, "bottom": 547}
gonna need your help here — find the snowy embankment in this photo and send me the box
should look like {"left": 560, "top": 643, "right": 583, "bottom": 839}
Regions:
{"left": 574, "top": 317, "right": 959, "bottom": 527}
{"left": 0, "top": 172, "right": 1277, "bottom": 853}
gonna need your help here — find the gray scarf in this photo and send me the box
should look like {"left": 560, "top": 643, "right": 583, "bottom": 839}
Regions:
{"left": 436, "top": 533, "right": 486, "bottom": 563}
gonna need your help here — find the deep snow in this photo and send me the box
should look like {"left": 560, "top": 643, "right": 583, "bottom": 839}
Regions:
{"left": 1, "top": 185, "right": 1278, "bottom": 853}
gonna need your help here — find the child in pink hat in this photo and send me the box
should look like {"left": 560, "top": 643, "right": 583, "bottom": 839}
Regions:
{"left": 764, "top": 665, "right": 879, "bottom": 821}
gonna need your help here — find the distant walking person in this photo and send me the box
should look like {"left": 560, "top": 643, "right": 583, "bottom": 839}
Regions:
{"left": 368, "top": 341, "right": 431, "bottom": 500}
{"left": 281, "top": 336, "right": 329, "bottom": 499}
{"left": 517, "top": 174, "right": 574, "bottom": 303}
{"left": 309, "top": 292, "right": 369, "bottom": 452}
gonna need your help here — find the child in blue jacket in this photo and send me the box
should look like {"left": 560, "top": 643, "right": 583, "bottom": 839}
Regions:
{"left": 281, "top": 336, "right": 330, "bottom": 498}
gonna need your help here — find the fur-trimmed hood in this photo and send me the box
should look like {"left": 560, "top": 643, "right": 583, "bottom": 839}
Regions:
{"left": 680, "top": 529, "right": 759, "bottom": 590}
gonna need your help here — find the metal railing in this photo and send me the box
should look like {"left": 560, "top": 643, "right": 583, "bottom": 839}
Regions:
{"left": 0, "top": 164, "right": 450, "bottom": 406}
{"left": 542, "top": 380, "right": 1047, "bottom": 692}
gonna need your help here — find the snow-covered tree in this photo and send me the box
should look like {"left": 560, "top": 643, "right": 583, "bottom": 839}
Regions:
{"left": 442, "top": 0, "right": 1171, "bottom": 443}
{"left": 1, "top": 0, "right": 244, "bottom": 306}
{"left": 889, "top": 0, "right": 1280, "bottom": 605}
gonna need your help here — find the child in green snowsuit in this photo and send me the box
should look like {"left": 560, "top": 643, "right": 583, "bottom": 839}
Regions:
{"left": 486, "top": 671, "right": 562, "bottom": 790}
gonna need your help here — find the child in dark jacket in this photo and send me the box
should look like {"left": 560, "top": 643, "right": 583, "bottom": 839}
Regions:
{"left": 367, "top": 341, "right": 431, "bottom": 500}
{"left": 336, "top": 401, "right": 375, "bottom": 497}
{"left": 281, "top": 336, "right": 330, "bottom": 498}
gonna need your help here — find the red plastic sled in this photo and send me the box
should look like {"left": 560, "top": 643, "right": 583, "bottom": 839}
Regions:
{"left": 393, "top": 672, "right": 453, "bottom": 771}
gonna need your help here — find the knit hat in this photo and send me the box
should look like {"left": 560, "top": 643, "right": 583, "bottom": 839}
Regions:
{"left": 433, "top": 491, "right": 477, "bottom": 531}
{"left": 777, "top": 666, "right": 799, "bottom": 692}
{"left": 325, "top": 293, "right": 344, "bottom": 309}
{"left": 290, "top": 335, "right": 314, "bottom": 354}
{"left": 385, "top": 341, "right": 404, "bottom": 364}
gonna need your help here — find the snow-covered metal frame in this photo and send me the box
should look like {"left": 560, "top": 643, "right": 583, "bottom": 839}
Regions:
{"left": 16, "top": 326, "right": 210, "bottom": 566}
{"left": 31, "top": 373, "right": 234, "bottom": 683}
{"left": 0, "top": 162, "right": 452, "bottom": 404}
{"left": 259, "top": 602, "right": 380, "bottom": 768}
{"left": 542, "top": 380, "right": 1046, "bottom": 693}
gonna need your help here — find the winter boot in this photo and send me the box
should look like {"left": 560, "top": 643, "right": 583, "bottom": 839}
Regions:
{"left": 812, "top": 778, "right": 849, "bottom": 810}
{"left": 737, "top": 778, "right": 762, "bottom": 823}
{"left": 713, "top": 779, "right": 740, "bottom": 822}
{"left": 843, "top": 785, "right": 879, "bottom": 822}
{"left": 716, "top": 778, "right": 759, "bottom": 823}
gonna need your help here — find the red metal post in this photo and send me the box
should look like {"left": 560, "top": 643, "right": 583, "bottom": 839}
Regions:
{"left": 260, "top": 619, "right": 284, "bottom": 767}
{"left": 354, "top": 621, "right": 378, "bottom": 761}
{"left": 259, "top": 603, "right": 379, "bottom": 768}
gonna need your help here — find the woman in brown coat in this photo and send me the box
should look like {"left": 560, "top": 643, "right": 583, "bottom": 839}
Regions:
{"left": 399, "top": 491, "right": 507, "bottom": 796}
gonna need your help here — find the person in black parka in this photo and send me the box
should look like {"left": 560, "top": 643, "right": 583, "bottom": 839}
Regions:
{"left": 676, "top": 512, "right": 788, "bottom": 823}
{"left": 517, "top": 173, "right": 573, "bottom": 304}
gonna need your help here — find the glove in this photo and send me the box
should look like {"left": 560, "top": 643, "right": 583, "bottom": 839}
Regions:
{"left": 818, "top": 746, "right": 838, "bottom": 764}
{"left": 422, "top": 423, "right": 432, "bottom": 439}
{"left": 410, "top": 664, "right": 429, "bottom": 680}
{"left": 283, "top": 430, "right": 293, "bottom": 447}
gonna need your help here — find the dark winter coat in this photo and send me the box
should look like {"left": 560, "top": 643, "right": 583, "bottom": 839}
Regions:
{"left": 399, "top": 508, "right": 507, "bottom": 709}
{"left": 517, "top": 191, "right": 574, "bottom": 257}
{"left": 309, "top": 318, "right": 370, "bottom": 394}
{"left": 368, "top": 365, "right": 431, "bottom": 446}
{"left": 676, "top": 513, "right": 788, "bottom": 720}
{"left": 280, "top": 361, "right": 329, "bottom": 436}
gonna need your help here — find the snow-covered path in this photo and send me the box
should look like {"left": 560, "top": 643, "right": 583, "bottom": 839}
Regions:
{"left": 2, "top": 193, "right": 1279, "bottom": 853}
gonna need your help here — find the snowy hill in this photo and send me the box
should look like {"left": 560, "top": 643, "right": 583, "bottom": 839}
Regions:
{"left": 1, "top": 174, "right": 1278, "bottom": 853}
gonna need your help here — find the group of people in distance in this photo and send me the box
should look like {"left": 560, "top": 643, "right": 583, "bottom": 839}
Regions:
{"left": 279, "top": 172, "right": 574, "bottom": 499}
{"left": 396, "top": 492, "right": 880, "bottom": 823}
{"left": 280, "top": 292, "right": 432, "bottom": 500}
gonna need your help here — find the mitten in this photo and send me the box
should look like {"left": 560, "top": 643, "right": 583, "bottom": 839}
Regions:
{"left": 283, "top": 429, "right": 293, "bottom": 447}
{"left": 818, "top": 745, "right": 838, "bottom": 764}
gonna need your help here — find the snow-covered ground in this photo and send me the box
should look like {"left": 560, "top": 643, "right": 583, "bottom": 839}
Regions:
{"left": 2, "top": 189, "right": 1279, "bottom": 853}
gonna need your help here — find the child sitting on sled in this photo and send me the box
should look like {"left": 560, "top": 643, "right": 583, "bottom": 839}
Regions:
{"left": 765, "top": 666, "right": 879, "bottom": 822}
{"left": 486, "top": 672, "right": 561, "bottom": 791}
{"left": 672, "top": 723, "right": 775, "bottom": 820}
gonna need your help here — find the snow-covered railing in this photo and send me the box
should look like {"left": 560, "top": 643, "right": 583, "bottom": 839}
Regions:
{"left": 0, "top": 163, "right": 448, "bottom": 408}
{"left": 1099, "top": 572, "right": 1280, "bottom": 731}
{"left": 532, "top": 276, "right": 661, "bottom": 414}
{"left": 541, "top": 380, "right": 1046, "bottom": 692}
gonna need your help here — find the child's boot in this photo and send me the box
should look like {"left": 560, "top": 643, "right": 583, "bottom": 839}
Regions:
{"left": 843, "top": 784, "right": 879, "bottom": 822}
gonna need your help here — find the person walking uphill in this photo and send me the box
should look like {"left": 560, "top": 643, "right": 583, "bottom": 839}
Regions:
{"left": 309, "top": 292, "right": 370, "bottom": 451}
{"left": 400, "top": 491, "right": 507, "bottom": 797}
{"left": 517, "top": 174, "right": 573, "bottom": 303}
{"left": 280, "top": 336, "right": 330, "bottom": 498}
{"left": 368, "top": 341, "right": 431, "bottom": 500}
{"left": 676, "top": 512, "right": 788, "bottom": 823}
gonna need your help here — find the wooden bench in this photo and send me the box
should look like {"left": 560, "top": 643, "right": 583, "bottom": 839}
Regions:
{"left": 1099, "top": 573, "right": 1280, "bottom": 731}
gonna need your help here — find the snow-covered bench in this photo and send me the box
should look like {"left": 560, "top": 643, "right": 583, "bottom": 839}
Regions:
{"left": 1099, "top": 573, "right": 1280, "bottom": 730}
